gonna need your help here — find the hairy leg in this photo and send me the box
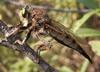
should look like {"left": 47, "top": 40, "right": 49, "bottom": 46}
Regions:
{"left": 35, "top": 37, "right": 53, "bottom": 55}
{"left": 15, "top": 28, "right": 32, "bottom": 45}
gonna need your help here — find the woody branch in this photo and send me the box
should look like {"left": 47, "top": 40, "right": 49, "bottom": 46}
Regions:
{"left": 0, "top": 20, "right": 58, "bottom": 72}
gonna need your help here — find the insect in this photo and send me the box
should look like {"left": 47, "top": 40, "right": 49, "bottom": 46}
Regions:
{"left": 7, "top": 6, "right": 92, "bottom": 63}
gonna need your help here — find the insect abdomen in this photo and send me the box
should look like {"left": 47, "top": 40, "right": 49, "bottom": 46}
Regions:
{"left": 49, "top": 29, "right": 92, "bottom": 63}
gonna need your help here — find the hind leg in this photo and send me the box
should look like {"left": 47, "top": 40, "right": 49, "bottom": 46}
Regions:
{"left": 35, "top": 38, "right": 53, "bottom": 55}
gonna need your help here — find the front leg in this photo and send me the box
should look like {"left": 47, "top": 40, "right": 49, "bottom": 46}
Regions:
{"left": 5, "top": 23, "right": 28, "bottom": 38}
{"left": 5, "top": 24, "right": 21, "bottom": 37}
{"left": 15, "top": 29, "right": 32, "bottom": 45}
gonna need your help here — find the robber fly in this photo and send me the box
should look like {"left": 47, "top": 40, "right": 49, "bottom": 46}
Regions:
{"left": 7, "top": 6, "right": 92, "bottom": 63}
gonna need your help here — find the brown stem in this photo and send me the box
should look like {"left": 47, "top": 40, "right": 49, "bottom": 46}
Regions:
{"left": 0, "top": 20, "right": 58, "bottom": 72}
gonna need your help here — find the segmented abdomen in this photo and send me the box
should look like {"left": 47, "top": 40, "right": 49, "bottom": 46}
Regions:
{"left": 48, "top": 25, "right": 92, "bottom": 62}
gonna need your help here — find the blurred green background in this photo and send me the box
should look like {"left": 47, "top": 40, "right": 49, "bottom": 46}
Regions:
{"left": 0, "top": 0, "right": 100, "bottom": 72}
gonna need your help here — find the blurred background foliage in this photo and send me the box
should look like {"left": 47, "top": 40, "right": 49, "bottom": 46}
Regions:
{"left": 0, "top": 0, "right": 100, "bottom": 72}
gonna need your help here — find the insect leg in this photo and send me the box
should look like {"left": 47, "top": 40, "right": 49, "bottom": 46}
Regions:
{"left": 15, "top": 28, "right": 32, "bottom": 45}
{"left": 22, "top": 29, "right": 32, "bottom": 44}
{"left": 35, "top": 38, "right": 53, "bottom": 56}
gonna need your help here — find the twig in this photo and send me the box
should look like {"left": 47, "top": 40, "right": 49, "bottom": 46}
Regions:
{"left": 0, "top": 20, "right": 59, "bottom": 72}
{"left": 5, "top": 0, "right": 92, "bottom": 13}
